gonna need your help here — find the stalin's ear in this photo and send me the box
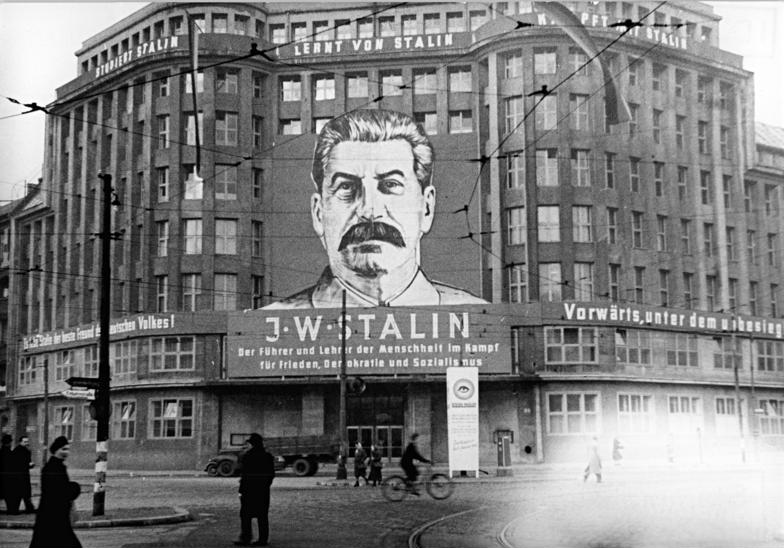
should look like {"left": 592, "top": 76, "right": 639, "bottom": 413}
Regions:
{"left": 421, "top": 186, "right": 435, "bottom": 234}
{"left": 311, "top": 192, "right": 325, "bottom": 238}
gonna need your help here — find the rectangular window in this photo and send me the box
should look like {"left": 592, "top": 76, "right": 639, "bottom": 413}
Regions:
{"left": 216, "top": 70, "right": 238, "bottom": 94}
{"left": 253, "top": 275, "right": 265, "bottom": 309}
{"left": 215, "top": 165, "right": 237, "bottom": 200}
{"left": 706, "top": 275, "right": 717, "bottom": 311}
{"left": 656, "top": 215, "right": 667, "bottom": 251}
{"left": 252, "top": 73, "right": 263, "bottom": 98}
{"left": 182, "top": 273, "right": 201, "bottom": 312}
{"left": 772, "top": 285, "right": 779, "bottom": 317}
{"left": 569, "top": 48, "right": 589, "bottom": 75}
{"left": 280, "top": 119, "right": 301, "bottom": 135}
{"left": 720, "top": 126, "right": 730, "bottom": 159}
{"left": 633, "top": 267, "right": 645, "bottom": 304}
{"left": 722, "top": 175, "right": 733, "bottom": 209}
{"left": 704, "top": 222, "right": 714, "bottom": 257}
{"left": 112, "top": 340, "right": 137, "bottom": 375}
{"left": 572, "top": 206, "right": 592, "bottom": 243}
{"left": 150, "top": 398, "right": 193, "bottom": 438}
{"left": 677, "top": 166, "right": 688, "bottom": 201}
{"left": 675, "top": 69, "right": 686, "bottom": 97}
{"left": 379, "top": 16, "right": 395, "bottom": 37}
{"left": 745, "top": 180, "right": 756, "bottom": 212}
{"left": 215, "top": 273, "right": 237, "bottom": 310}
{"left": 448, "top": 68, "right": 472, "bottom": 92}
{"left": 253, "top": 116, "right": 263, "bottom": 148}
{"left": 381, "top": 71, "right": 403, "bottom": 97}
{"left": 570, "top": 149, "right": 591, "bottom": 187}
{"left": 215, "top": 112, "right": 238, "bottom": 146}
{"left": 547, "top": 393, "right": 599, "bottom": 434}
{"left": 628, "top": 57, "right": 640, "bottom": 86}
{"left": 54, "top": 350, "right": 74, "bottom": 382}
{"left": 607, "top": 208, "right": 617, "bottom": 244}
{"left": 659, "top": 269, "right": 670, "bottom": 306}
{"left": 157, "top": 115, "right": 170, "bottom": 149}
{"left": 534, "top": 48, "right": 556, "bottom": 74}
{"left": 536, "top": 149, "right": 558, "bottom": 186}
{"left": 715, "top": 397, "right": 738, "bottom": 435}
{"left": 605, "top": 153, "right": 615, "bottom": 189}
{"left": 759, "top": 399, "right": 784, "bottom": 435}
{"left": 766, "top": 185, "right": 778, "bottom": 215}
{"left": 423, "top": 13, "right": 440, "bottom": 34}
{"left": 668, "top": 396, "right": 703, "bottom": 433}
{"left": 150, "top": 337, "right": 195, "bottom": 371}
{"left": 253, "top": 168, "right": 263, "bottom": 199}
{"left": 545, "top": 327, "right": 597, "bottom": 364}
{"left": 729, "top": 278, "right": 738, "bottom": 311}
{"left": 215, "top": 219, "right": 237, "bottom": 254}
{"left": 698, "top": 121, "right": 709, "bottom": 154}
{"left": 757, "top": 340, "right": 784, "bottom": 372}
{"left": 609, "top": 264, "right": 620, "bottom": 301}
{"left": 652, "top": 63, "right": 665, "bottom": 91}
{"left": 504, "top": 51, "right": 523, "bottom": 78}
{"left": 538, "top": 206, "right": 560, "bottom": 242}
{"left": 748, "top": 230, "right": 757, "bottom": 265}
{"left": 504, "top": 96, "right": 524, "bottom": 135}
{"left": 314, "top": 76, "right": 336, "bottom": 100}
{"left": 54, "top": 406, "right": 74, "bottom": 439}
{"left": 570, "top": 94, "right": 590, "bottom": 130}
{"left": 156, "top": 275, "right": 168, "bottom": 312}
{"left": 618, "top": 394, "right": 653, "bottom": 434}
{"left": 616, "top": 329, "right": 651, "bottom": 365}
{"left": 112, "top": 401, "right": 136, "bottom": 439}
{"left": 539, "top": 263, "right": 562, "bottom": 302}
{"left": 573, "top": 262, "right": 594, "bottom": 300}
{"left": 401, "top": 14, "right": 417, "bottom": 36}
{"left": 469, "top": 10, "right": 487, "bottom": 31}
{"left": 83, "top": 345, "right": 98, "bottom": 377}
{"left": 712, "top": 336, "right": 736, "bottom": 369}
{"left": 628, "top": 103, "right": 639, "bottom": 134}
{"left": 652, "top": 109, "right": 662, "bottom": 143}
{"left": 508, "top": 264, "right": 527, "bottom": 303}
{"left": 414, "top": 112, "right": 437, "bottom": 135}
{"left": 446, "top": 12, "right": 465, "bottom": 32}
{"left": 700, "top": 171, "right": 712, "bottom": 204}
{"left": 335, "top": 19, "right": 353, "bottom": 39}
{"left": 632, "top": 211, "right": 643, "bottom": 248}
{"left": 697, "top": 77, "right": 710, "bottom": 104}
{"left": 252, "top": 221, "right": 264, "bottom": 257}
{"left": 281, "top": 78, "right": 301, "bottom": 102}
{"left": 726, "top": 227, "right": 736, "bottom": 260}
{"left": 506, "top": 153, "right": 524, "bottom": 188}
{"left": 681, "top": 219, "right": 691, "bottom": 254}
{"left": 185, "top": 112, "right": 203, "bottom": 146}
{"left": 158, "top": 74, "right": 170, "bottom": 97}
{"left": 156, "top": 220, "right": 169, "bottom": 257}
{"left": 413, "top": 69, "right": 437, "bottom": 96}
{"left": 683, "top": 272, "right": 694, "bottom": 308}
{"left": 291, "top": 22, "right": 307, "bottom": 41}
{"left": 676, "top": 115, "right": 685, "bottom": 149}
{"left": 629, "top": 157, "right": 640, "bottom": 192}
{"left": 654, "top": 162, "right": 665, "bottom": 197}
{"left": 507, "top": 206, "right": 526, "bottom": 246}
{"left": 535, "top": 95, "right": 557, "bottom": 130}
{"left": 184, "top": 219, "right": 202, "bottom": 254}
{"left": 347, "top": 73, "right": 369, "bottom": 98}
{"left": 270, "top": 24, "right": 286, "bottom": 44}
{"left": 157, "top": 167, "right": 169, "bottom": 202}
{"left": 666, "top": 333, "right": 698, "bottom": 367}
{"left": 449, "top": 111, "right": 472, "bottom": 134}
{"left": 750, "top": 282, "right": 758, "bottom": 315}
{"left": 234, "top": 15, "right": 249, "bottom": 35}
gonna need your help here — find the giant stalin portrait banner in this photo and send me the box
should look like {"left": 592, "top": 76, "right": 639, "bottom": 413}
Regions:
{"left": 227, "top": 305, "right": 510, "bottom": 377}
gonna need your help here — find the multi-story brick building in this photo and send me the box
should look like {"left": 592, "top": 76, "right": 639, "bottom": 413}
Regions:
{"left": 3, "top": 2, "right": 784, "bottom": 470}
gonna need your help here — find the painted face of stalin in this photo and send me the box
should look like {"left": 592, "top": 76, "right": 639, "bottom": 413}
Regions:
{"left": 310, "top": 140, "right": 435, "bottom": 279}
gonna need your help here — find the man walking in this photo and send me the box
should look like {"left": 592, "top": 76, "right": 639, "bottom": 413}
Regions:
{"left": 235, "top": 433, "right": 275, "bottom": 547}
{"left": 8, "top": 435, "right": 35, "bottom": 514}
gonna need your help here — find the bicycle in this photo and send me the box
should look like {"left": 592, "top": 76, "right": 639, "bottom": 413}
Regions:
{"left": 381, "top": 465, "right": 455, "bottom": 502}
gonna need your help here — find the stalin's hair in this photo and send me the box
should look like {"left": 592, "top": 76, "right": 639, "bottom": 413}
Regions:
{"left": 311, "top": 109, "right": 435, "bottom": 193}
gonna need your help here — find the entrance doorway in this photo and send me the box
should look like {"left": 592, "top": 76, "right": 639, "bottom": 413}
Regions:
{"left": 347, "top": 425, "right": 403, "bottom": 461}
{"left": 347, "top": 392, "right": 404, "bottom": 462}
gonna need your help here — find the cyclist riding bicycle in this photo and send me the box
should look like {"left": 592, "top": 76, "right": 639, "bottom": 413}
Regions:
{"left": 400, "top": 433, "right": 430, "bottom": 495}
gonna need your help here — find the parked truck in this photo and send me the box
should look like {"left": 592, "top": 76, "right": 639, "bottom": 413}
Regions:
{"left": 205, "top": 434, "right": 341, "bottom": 477}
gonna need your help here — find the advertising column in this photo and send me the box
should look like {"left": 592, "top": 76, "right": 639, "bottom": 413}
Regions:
{"left": 446, "top": 367, "right": 479, "bottom": 478}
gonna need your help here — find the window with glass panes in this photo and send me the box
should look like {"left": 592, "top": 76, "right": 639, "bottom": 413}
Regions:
{"left": 448, "top": 67, "right": 472, "bottom": 92}
{"left": 18, "top": 356, "right": 36, "bottom": 385}
{"left": 184, "top": 70, "right": 203, "bottom": 93}
{"left": 358, "top": 18, "right": 373, "bottom": 38}
{"left": 215, "top": 219, "right": 237, "bottom": 254}
{"left": 449, "top": 111, "right": 472, "bottom": 133}
{"left": 659, "top": 269, "right": 669, "bottom": 306}
{"left": 446, "top": 12, "right": 465, "bottom": 32}
{"left": 184, "top": 219, "right": 202, "bottom": 254}
{"left": 712, "top": 336, "right": 736, "bottom": 369}
{"left": 280, "top": 119, "right": 301, "bottom": 135}
{"left": 504, "top": 51, "right": 523, "bottom": 78}
{"left": 469, "top": 10, "right": 487, "bottom": 31}
{"left": 234, "top": 15, "right": 249, "bottom": 35}
{"left": 547, "top": 393, "right": 599, "bottom": 434}
{"left": 569, "top": 48, "right": 588, "bottom": 74}
{"left": 112, "top": 340, "right": 137, "bottom": 374}
{"left": 424, "top": 13, "right": 440, "bottom": 34}
{"left": 618, "top": 394, "right": 653, "bottom": 433}
{"left": 214, "top": 273, "right": 237, "bottom": 310}
{"left": 314, "top": 76, "right": 335, "bottom": 100}
{"left": 765, "top": 185, "right": 778, "bottom": 215}
{"left": 281, "top": 78, "right": 301, "bottom": 101}
{"left": 656, "top": 215, "right": 667, "bottom": 250}
{"left": 347, "top": 73, "right": 368, "bottom": 98}
{"left": 675, "top": 115, "right": 685, "bottom": 149}
{"left": 150, "top": 337, "right": 195, "bottom": 371}
{"left": 606, "top": 208, "right": 618, "bottom": 244}
{"left": 628, "top": 103, "right": 639, "bottom": 134}
{"left": 504, "top": 96, "right": 524, "bottom": 134}
{"left": 536, "top": 149, "right": 558, "bottom": 186}
{"left": 216, "top": 70, "right": 238, "bottom": 93}
{"left": 545, "top": 327, "right": 597, "bottom": 364}
{"left": 744, "top": 180, "right": 756, "bottom": 212}
{"left": 156, "top": 220, "right": 168, "bottom": 256}
{"left": 715, "top": 396, "right": 738, "bottom": 434}
{"left": 728, "top": 277, "right": 738, "bottom": 311}
{"left": 539, "top": 263, "right": 562, "bottom": 301}
{"left": 572, "top": 206, "right": 592, "bottom": 242}
{"left": 150, "top": 399, "right": 193, "bottom": 438}
{"left": 414, "top": 112, "right": 437, "bottom": 135}
{"left": 83, "top": 345, "right": 98, "bottom": 377}
{"left": 697, "top": 77, "right": 710, "bottom": 103}
{"left": 759, "top": 399, "right": 784, "bottom": 435}
{"left": 507, "top": 207, "right": 526, "bottom": 245}
{"left": 215, "top": 165, "right": 237, "bottom": 200}
{"left": 506, "top": 153, "right": 524, "bottom": 188}
{"left": 379, "top": 16, "right": 395, "bottom": 37}
{"left": 615, "top": 329, "right": 651, "bottom": 365}
{"left": 252, "top": 275, "right": 265, "bottom": 308}
{"left": 573, "top": 263, "right": 594, "bottom": 300}
{"left": 664, "top": 333, "right": 698, "bottom": 366}
{"left": 335, "top": 20, "right": 352, "bottom": 39}
{"left": 570, "top": 94, "right": 589, "bottom": 130}
{"left": 631, "top": 211, "right": 643, "bottom": 247}
{"left": 609, "top": 264, "right": 620, "bottom": 300}
{"left": 758, "top": 340, "right": 784, "bottom": 372}
{"left": 54, "top": 350, "right": 74, "bottom": 382}
{"left": 534, "top": 48, "right": 556, "bottom": 74}
{"left": 182, "top": 273, "right": 201, "bottom": 312}
{"left": 605, "top": 153, "right": 615, "bottom": 188}
{"left": 633, "top": 267, "right": 645, "bottom": 304}
{"left": 157, "top": 115, "right": 170, "bottom": 148}
{"left": 698, "top": 121, "right": 708, "bottom": 153}
{"left": 156, "top": 275, "right": 168, "bottom": 312}
{"left": 537, "top": 206, "right": 559, "bottom": 242}
{"left": 381, "top": 71, "right": 403, "bottom": 96}
{"left": 508, "top": 264, "right": 527, "bottom": 303}
{"left": 570, "top": 150, "right": 590, "bottom": 186}
{"left": 629, "top": 157, "right": 640, "bottom": 192}
{"left": 185, "top": 112, "right": 203, "bottom": 146}
{"left": 81, "top": 404, "right": 97, "bottom": 441}
{"left": 252, "top": 221, "right": 263, "bottom": 257}
{"left": 413, "top": 69, "right": 436, "bottom": 95}
{"left": 55, "top": 406, "right": 74, "bottom": 439}
{"left": 652, "top": 109, "right": 662, "bottom": 143}
{"left": 535, "top": 95, "right": 557, "bottom": 130}
{"left": 112, "top": 401, "right": 136, "bottom": 439}
{"left": 402, "top": 14, "right": 417, "bottom": 35}
{"left": 773, "top": 285, "right": 780, "bottom": 317}
{"left": 668, "top": 396, "right": 702, "bottom": 432}
{"left": 158, "top": 74, "right": 170, "bottom": 97}
{"left": 215, "top": 112, "right": 238, "bottom": 145}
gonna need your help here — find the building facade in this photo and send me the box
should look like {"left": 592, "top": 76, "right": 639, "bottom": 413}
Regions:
{"left": 4, "top": 2, "right": 784, "bottom": 470}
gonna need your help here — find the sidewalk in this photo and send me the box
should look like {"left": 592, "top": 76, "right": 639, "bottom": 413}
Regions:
{"left": 0, "top": 506, "right": 192, "bottom": 529}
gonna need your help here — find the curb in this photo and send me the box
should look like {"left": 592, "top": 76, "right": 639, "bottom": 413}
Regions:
{"left": 0, "top": 506, "right": 193, "bottom": 529}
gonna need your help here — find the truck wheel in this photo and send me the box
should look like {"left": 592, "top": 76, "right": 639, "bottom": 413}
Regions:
{"left": 218, "top": 460, "right": 235, "bottom": 477}
{"left": 293, "top": 458, "right": 312, "bottom": 477}
{"left": 206, "top": 463, "right": 218, "bottom": 477}
{"left": 306, "top": 461, "right": 319, "bottom": 476}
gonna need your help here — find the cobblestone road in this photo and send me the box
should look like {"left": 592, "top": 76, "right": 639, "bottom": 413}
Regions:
{"left": 4, "top": 466, "right": 784, "bottom": 548}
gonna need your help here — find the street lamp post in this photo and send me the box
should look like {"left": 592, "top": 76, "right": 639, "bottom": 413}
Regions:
{"left": 336, "top": 290, "right": 348, "bottom": 480}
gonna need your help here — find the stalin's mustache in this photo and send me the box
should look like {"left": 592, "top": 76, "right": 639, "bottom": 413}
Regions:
{"left": 338, "top": 221, "right": 406, "bottom": 251}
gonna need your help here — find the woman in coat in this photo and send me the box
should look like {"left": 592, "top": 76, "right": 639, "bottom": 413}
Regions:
{"left": 353, "top": 442, "right": 368, "bottom": 487}
{"left": 30, "top": 436, "right": 81, "bottom": 548}
{"left": 367, "top": 444, "right": 383, "bottom": 487}
{"left": 583, "top": 436, "right": 602, "bottom": 483}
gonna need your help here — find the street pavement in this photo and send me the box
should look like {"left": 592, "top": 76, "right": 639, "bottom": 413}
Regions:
{"left": 4, "top": 464, "right": 784, "bottom": 547}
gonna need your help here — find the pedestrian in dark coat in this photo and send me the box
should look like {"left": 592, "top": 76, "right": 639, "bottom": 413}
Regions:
{"left": 353, "top": 442, "right": 368, "bottom": 487}
{"left": 368, "top": 444, "right": 383, "bottom": 487}
{"left": 8, "top": 436, "right": 35, "bottom": 514}
{"left": 235, "top": 433, "right": 275, "bottom": 547}
{"left": 29, "top": 436, "right": 81, "bottom": 548}
{"left": 1, "top": 433, "right": 12, "bottom": 512}
{"left": 583, "top": 436, "right": 602, "bottom": 483}
{"left": 400, "top": 433, "right": 430, "bottom": 494}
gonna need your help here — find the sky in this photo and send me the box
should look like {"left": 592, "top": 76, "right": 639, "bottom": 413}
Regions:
{"left": 0, "top": 1, "right": 782, "bottom": 204}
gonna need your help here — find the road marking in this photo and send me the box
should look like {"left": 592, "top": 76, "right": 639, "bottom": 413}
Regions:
{"left": 497, "top": 506, "right": 552, "bottom": 548}
{"left": 408, "top": 506, "right": 489, "bottom": 548}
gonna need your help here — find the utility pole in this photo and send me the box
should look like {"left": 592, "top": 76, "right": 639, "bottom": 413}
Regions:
{"left": 42, "top": 356, "right": 49, "bottom": 467}
{"left": 732, "top": 330, "right": 746, "bottom": 464}
{"left": 93, "top": 172, "right": 113, "bottom": 516}
{"left": 336, "top": 289, "right": 348, "bottom": 480}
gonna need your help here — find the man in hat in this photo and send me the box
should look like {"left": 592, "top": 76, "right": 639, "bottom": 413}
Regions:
{"left": 264, "top": 109, "right": 486, "bottom": 309}
{"left": 235, "top": 433, "right": 275, "bottom": 547}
